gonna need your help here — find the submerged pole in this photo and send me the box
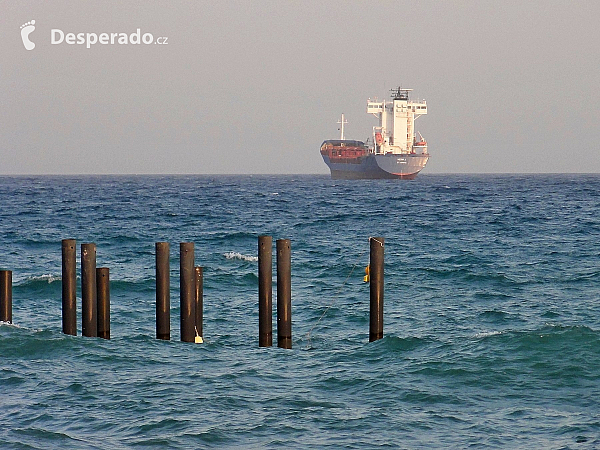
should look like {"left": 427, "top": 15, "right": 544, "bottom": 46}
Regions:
{"left": 81, "top": 243, "right": 97, "bottom": 337}
{"left": 276, "top": 239, "right": 292, "bottom": 349}
{"left": 258, "top": 235, "right": 273, "bottom": 347}
{"left": 0, "top": 270, "right": 12, "bottom": 324}
{"left": 180, "top": 242, "right": 195, "bottom": 342}
{"left": 96, "top": 267, "right": 110, "bottom": 339}
{"left": 62, "top": 239, "right": 77, "bottom": 335}
{"left": 195, "top": 266, "right": 203, "bottom": 343}
{"left": 156, "top": 242, "right": 170, "bottom": 340}
{"left": 369, "top": 237, "right": 384, "bottom": 342}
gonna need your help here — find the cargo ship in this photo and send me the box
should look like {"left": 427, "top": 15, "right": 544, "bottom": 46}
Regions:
{"left": 320, "top": 87, "right": 429, "bottom": 179}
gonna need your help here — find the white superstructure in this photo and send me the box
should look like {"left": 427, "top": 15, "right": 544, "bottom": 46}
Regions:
{"left": 367, "top": 88, "right": 428, "bottom": 155}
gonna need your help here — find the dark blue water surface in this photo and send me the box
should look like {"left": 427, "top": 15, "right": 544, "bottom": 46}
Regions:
{"left": 1, "top": 174, "right": 599, "bottom": 448}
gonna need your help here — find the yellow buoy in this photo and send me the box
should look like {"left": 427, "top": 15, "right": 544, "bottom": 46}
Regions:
{"left": 363, "top": 264, "right": 370, "bottom": 282}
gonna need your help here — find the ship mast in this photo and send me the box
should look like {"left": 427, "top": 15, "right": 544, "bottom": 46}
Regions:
{"left": 337, "top": 113, "right": 348, "bottom": 140}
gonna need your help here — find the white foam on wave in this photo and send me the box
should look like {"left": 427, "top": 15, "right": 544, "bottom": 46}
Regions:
{"left": 0, "top": 321, "right": 28, "bottom": 329}
{"left": 36, "top": 274, "right": 61, "bottom": 283}
{"left": 223, "top": 252, "right": 258, "bottom": 262}
{"left": 15, "top": 274, "right": 61, "bottom": 285}
{"left": 473, "top": 330, "right": 503, "bottom": 338}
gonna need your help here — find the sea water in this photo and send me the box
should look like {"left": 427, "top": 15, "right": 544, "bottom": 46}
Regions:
{"left": 0, "top": 174, "right": 599, "bottom": 448}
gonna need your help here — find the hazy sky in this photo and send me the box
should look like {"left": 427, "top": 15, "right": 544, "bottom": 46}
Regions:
{"left": 2, "top": 1, "right": 599, "bottom": 175}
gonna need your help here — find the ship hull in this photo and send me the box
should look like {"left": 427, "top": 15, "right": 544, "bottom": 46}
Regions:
{"left": 323, "top": 153, "right": 429, "bottom": 180}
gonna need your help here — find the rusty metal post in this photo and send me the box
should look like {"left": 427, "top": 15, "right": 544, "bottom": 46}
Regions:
{"left": 195, "top": 266, "right": 203, "bottom": 341}
{"left": 258, "top": 235, "right": 272, "bottom": 347}
{"left": 180, "top": 242, "right": 195, "bottom": 342}
{"left": 156, "top": 242, "right": 170, "bottom": 340}
{"left": 62, "top": 239, "right": 77, "bottom": 335}
{"left": 96, "top": 268, "right": 110, "bottom": 339}
{"left": 276, "top": 239, "right": 292, "bottom": 349}
{"left": 81, "top": 243, "right": 97, "bottom": 337}
{"left": 369, "top": 237, "right": 384, "bottom": 342}
{"left": 0, "top": 270, "right": 12, "bottom": 324}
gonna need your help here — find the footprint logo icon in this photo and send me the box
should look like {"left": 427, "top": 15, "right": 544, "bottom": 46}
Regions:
{"left": 20, "top": 20, "right": 36, "bottom": 50}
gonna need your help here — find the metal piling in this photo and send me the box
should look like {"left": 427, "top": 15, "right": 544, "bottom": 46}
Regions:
{"left": 195, "top": 266, "right": 203, "bottom": 342}
{"left": 61, "top": 239, "right": 77, "bottom": 335}
{"left": 81, "top": 243, "right": 97, "bottom": 337}
{"left": 258, "top": 235, "right": 273, "bottom": 347}
{"left": 156, "top": 242, "right": 170, "bottom": 340}
{"left": 0, "top": 270, "right": 12, "bottom": 324}
{"left": 96, "top": 267, "right": 110, "bottom": 339}
{"left": 180, "top": 242, "right": 195, "bottom": 342}
{"left": 276, "top": 239, "right": 292, "bottom": 349}
{"left": 369, "top": 237, "right": 384, "bottom": 342}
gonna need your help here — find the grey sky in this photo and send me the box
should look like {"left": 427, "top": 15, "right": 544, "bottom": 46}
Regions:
{"left": 2, "top": 1, "right": 599, "bottom": 175}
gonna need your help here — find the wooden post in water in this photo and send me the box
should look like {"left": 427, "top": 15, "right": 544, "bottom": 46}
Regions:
{"left": 369, "top": 237, "right": 384, "bottom": 342}
{"left": 180, "top": 242, "right": 195, "bottom": 343}
{"left": 195, "top": 266, "right": 203, "bottom": 343}
{"left": 0, "top": 270, "right": 12, "bottom": 324}
{"left": 81, "top": 243, "right": 97, "bottom": 337}
{"left": 96, "top": 268, "right": 110, "bottom": 340}
{"left": 276, "top": 239, "right": 292, "bottom": 349}
{"left": 155, "top": 242, "right": 170, "bottom": 340}
{"left": 62, "top": 239, "right": 77, "bottom": 335}
{"left": 258, "top": 235, "right": 273, "bottom": 347}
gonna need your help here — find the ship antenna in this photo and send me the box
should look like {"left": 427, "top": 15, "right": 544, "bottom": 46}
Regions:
{"left": 337, "top": 113, "right": 348, "bottom": 140}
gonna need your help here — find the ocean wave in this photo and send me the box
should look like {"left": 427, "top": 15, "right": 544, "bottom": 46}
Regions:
{"left": 0, "top": 321, "right": 29, "bottom": 329}
{"left": 473, "top": 330, "right": 504, "bottom": 338}
{"left": 223, "top": 252, "right": 258, "bottom": 262}
{"left": 434, "top": 185, "right": 469, "bottom": 192}
{"left": 14, "top": 274, "right": 62, "bottom": 286}
{"left": 109, "top": 278, "right": 155, "bottom": 293}
{"left": 474, "top": 324, "right": 600, "bottom": 353}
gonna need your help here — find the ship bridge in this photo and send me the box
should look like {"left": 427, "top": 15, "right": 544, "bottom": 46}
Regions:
{"left": 366, "top": 87, "right": 427, "bottom": 154}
